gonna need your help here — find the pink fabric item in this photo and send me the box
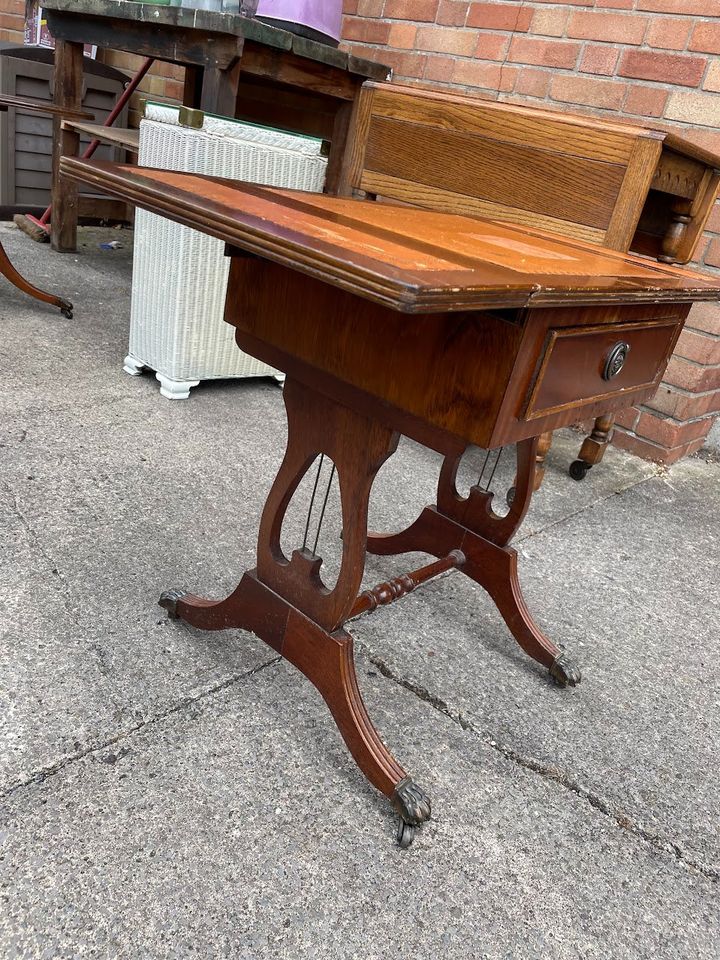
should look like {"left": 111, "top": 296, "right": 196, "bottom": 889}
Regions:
{"left": 256, "top": 0, "right": 342, "bottom": 43}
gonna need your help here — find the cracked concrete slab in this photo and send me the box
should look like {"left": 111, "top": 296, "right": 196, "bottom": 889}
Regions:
{"left": 354, "top": 455, "right": 720, "bottom": 872}
{"left": 2, "top": 224, "right": 719, "bottom": 957}
{"left": 1, "top": 651, "right": 718, "bottom": 960}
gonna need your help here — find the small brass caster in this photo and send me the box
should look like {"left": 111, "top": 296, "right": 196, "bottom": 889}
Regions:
{"left": 60, "top": 301, "right": 73, "bottom": 319}
{"left": 396, "top": 820, "right": 416, "bottom": 849}
{"left": 549, "top": 650, "right": 582, "bottom": 687}
{"left": 569, "top": 459, "right": 591, "bottom": 482}
{"left": 506, "top": 485, "right": 516, "bottom": 507}
{"left": 158, "top": 588, "right": 188, "bottom": 619}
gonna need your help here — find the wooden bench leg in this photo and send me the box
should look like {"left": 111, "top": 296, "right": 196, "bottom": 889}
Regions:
{"left": 51, "top": 39, "right": 83, "bottom": 253}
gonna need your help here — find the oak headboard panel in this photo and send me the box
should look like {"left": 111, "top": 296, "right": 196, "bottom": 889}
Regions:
{"left": 346, "top": 82, "right": 666, "bottom": 252}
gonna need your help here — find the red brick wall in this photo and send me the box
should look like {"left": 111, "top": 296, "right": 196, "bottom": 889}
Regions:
{"left": 341, "top": 1, "right": 720, "bottom": 464}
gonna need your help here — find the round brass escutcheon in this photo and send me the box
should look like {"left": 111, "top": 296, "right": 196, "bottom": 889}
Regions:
{"left": 603, "top": 341, "right": 630, "bottom": 381}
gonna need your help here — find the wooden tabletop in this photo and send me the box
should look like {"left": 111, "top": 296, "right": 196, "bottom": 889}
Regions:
{"left": 62, "top": 158, "right": 720, "bottom": 314}
{"left": 41, "top": 0, "right": 390, "bottom": 82}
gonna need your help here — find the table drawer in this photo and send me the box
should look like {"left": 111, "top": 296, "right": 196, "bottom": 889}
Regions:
{"left": 525, "top": 318, "right": 681, "bottom": 420}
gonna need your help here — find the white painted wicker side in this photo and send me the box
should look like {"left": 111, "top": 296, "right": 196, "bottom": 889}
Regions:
{"left": 127, "top": 113, "right": 327, "bottom": 396}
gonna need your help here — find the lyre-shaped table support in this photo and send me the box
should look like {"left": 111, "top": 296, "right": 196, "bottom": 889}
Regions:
{"left": 368, "top": 437, "right": 581, "bottom": 688}
{"left": 160, "top": 377, "right": 580, "bottom": 846}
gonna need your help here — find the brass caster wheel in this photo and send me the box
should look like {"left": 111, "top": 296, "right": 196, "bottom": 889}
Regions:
{"left": 506, "top": 485, "right": 516, "bottom": 507}
{"left": 549, "top": 650, "right": 582, "bottom": 687}
{"left": 569, "top": 459, "right": 591, "bottom": 482}
{"left": 60, "top": 301, "right": 73, "bottom": 319}
{"left": 396, "top": 820, "right": 416, "bottom": 849}
{"left": 158, "top": 588, "right": 188, "bottom": 619}
{"left": 392, "top": 776, "right": 431, "bottom": 826}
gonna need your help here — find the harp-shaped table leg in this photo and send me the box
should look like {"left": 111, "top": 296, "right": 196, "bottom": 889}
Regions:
{"left": 160, "top": 378, "right": 431, "bottom": 844}
{"left": 0, "top": 240, "right": 73, "bottom": 318}
{"left": 368, "top": 437, "right": 581, "bottom": 686}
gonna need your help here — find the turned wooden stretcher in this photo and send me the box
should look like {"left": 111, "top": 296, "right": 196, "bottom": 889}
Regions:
{"left": 61, "top": 158, "right": 720, "bottom": 846}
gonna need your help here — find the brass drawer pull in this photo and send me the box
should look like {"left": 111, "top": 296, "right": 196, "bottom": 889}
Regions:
{"left": 603, "top": 341, "right": 630, "bottom": 381}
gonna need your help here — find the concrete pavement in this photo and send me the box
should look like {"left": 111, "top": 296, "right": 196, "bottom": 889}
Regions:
{"left": 1, "top": 223, "right": 718, "bottom": 959}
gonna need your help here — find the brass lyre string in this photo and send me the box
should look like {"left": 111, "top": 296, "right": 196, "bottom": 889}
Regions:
{"left": 485, "top": 447, "right": 504, "bottom": 492}
{"left": 302, "top": 454, "right": 325, "bottom": 552}
{"left": 476, "top": 449, "right": 491, "bottom": 488}
{"left": 302, "top": 455, "right": 337, "bottom": 557}
{"left": 476, "top": 447, "right": 505, "bottom": 493}
{"left": 312, "top": 464, "right": 336, "bottom": 556}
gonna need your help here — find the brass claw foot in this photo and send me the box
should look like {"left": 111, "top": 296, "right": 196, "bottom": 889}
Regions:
{"left": 59, "top": 299, "right": 73, "bottom": 319}
{"left": 549, "top": 650, "right": 582, "bottom": 687}
{"left": 392, "top": 777, "right": 431, "bottom": 826}
{"left": 158, "top": 588, "right": 188, "bottom": 619}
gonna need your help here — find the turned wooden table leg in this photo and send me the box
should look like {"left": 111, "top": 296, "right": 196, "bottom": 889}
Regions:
{"left": 159, "top": 377, "right": 431, "bottom": 845}
{"left": 572, "top": 198, "right": 694, "bottom": 481}
{"left": 570, "top": 414, "right": 615, "bottom": 481}
{"left": 0, "top": 241, "right": 73, "bottom": 317}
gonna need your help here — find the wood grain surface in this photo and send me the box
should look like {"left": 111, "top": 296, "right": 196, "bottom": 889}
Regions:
{"left": 61, "top": 160, "right": 720, "bottom": 313}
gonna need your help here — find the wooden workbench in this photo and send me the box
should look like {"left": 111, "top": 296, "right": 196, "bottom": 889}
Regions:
{"left": 42, "top": 0, "right": 389, "bottom": 251}
{"left": 62, "top": 157, "right": 720, "bottom": 846}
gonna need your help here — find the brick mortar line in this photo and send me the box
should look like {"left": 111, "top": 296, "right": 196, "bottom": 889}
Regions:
{"left": 0, "top": 655, "right": 283, "bottom": 804}
{"left": 363, "top": 650, "right": 720, "bottom": 882}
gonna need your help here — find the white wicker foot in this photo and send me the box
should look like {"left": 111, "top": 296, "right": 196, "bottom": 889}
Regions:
{"left": 274, "top": 373, "right": 286, "bottom": 386}
{"left": 123, "top": 355, "right": 146, "bottom": 377}
{"left": 156, "top": 373, "right": 200, "bottom": 400}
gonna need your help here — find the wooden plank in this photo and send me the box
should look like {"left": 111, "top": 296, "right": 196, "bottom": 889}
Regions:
{"left": 46, "top": 11, "right": 243, "bottom": 70}
{"left": 363, "top": 115, "right": 627, "bottom": 229}
{"left": 369, "top": 85, "right": 642, "bottom": 165}
{"left": 240, "top": 43, "right": 359, "bottom": 101}
{"left": 604, "top": 137, "right": 663, "bottom": 250}
{"left": 200, "top": 55, "right": 243, "bottom": 117}
{"left": 325, "top": 99, "right": 356, "bottom": 195}
{"left": 674, "top": 170, "right": 720, "bottom": 264}
{"left": 61, "top": 120, "right": 139, "bottom": 152}
{"left": 51, "top": 38, "right": 83, "bottom": 252}
{"left": 344, "top": 83, "right": 376, "bottom": 195}
{"left": 662, "top": 130, "right": 720, "bottom": 171}
{"left": 357, "top": 170, "right": 607, "bottom": 245}
{"left": 0, "top": 92, "right": 91, "bottom": 120}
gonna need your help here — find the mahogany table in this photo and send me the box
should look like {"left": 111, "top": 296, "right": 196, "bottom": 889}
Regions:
{"left": 43, "top": 0, "right": 389, "bottom": 252}
{"left": 62, "top": 158, "right": 720, "bottom": 846}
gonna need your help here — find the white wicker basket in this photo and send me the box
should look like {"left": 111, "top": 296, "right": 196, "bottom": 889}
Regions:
{"left": 124, "top": 104, "right": 328, "bottom": 399}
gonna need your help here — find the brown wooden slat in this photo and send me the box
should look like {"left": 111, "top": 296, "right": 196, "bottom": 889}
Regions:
{"left": 369, "top": 85, "right": 642, "bottom": 164}
{"left": 61, "top": 120, "right": 139, "bottom": 152}
{"left": 604, "top": 137, "right": 663, "bottom": 249}
{"left": 358, "top": 170, "right": 607, "bottom": 246}
{"left": 363, "top": 116, "right": 627, "bottom": 230}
